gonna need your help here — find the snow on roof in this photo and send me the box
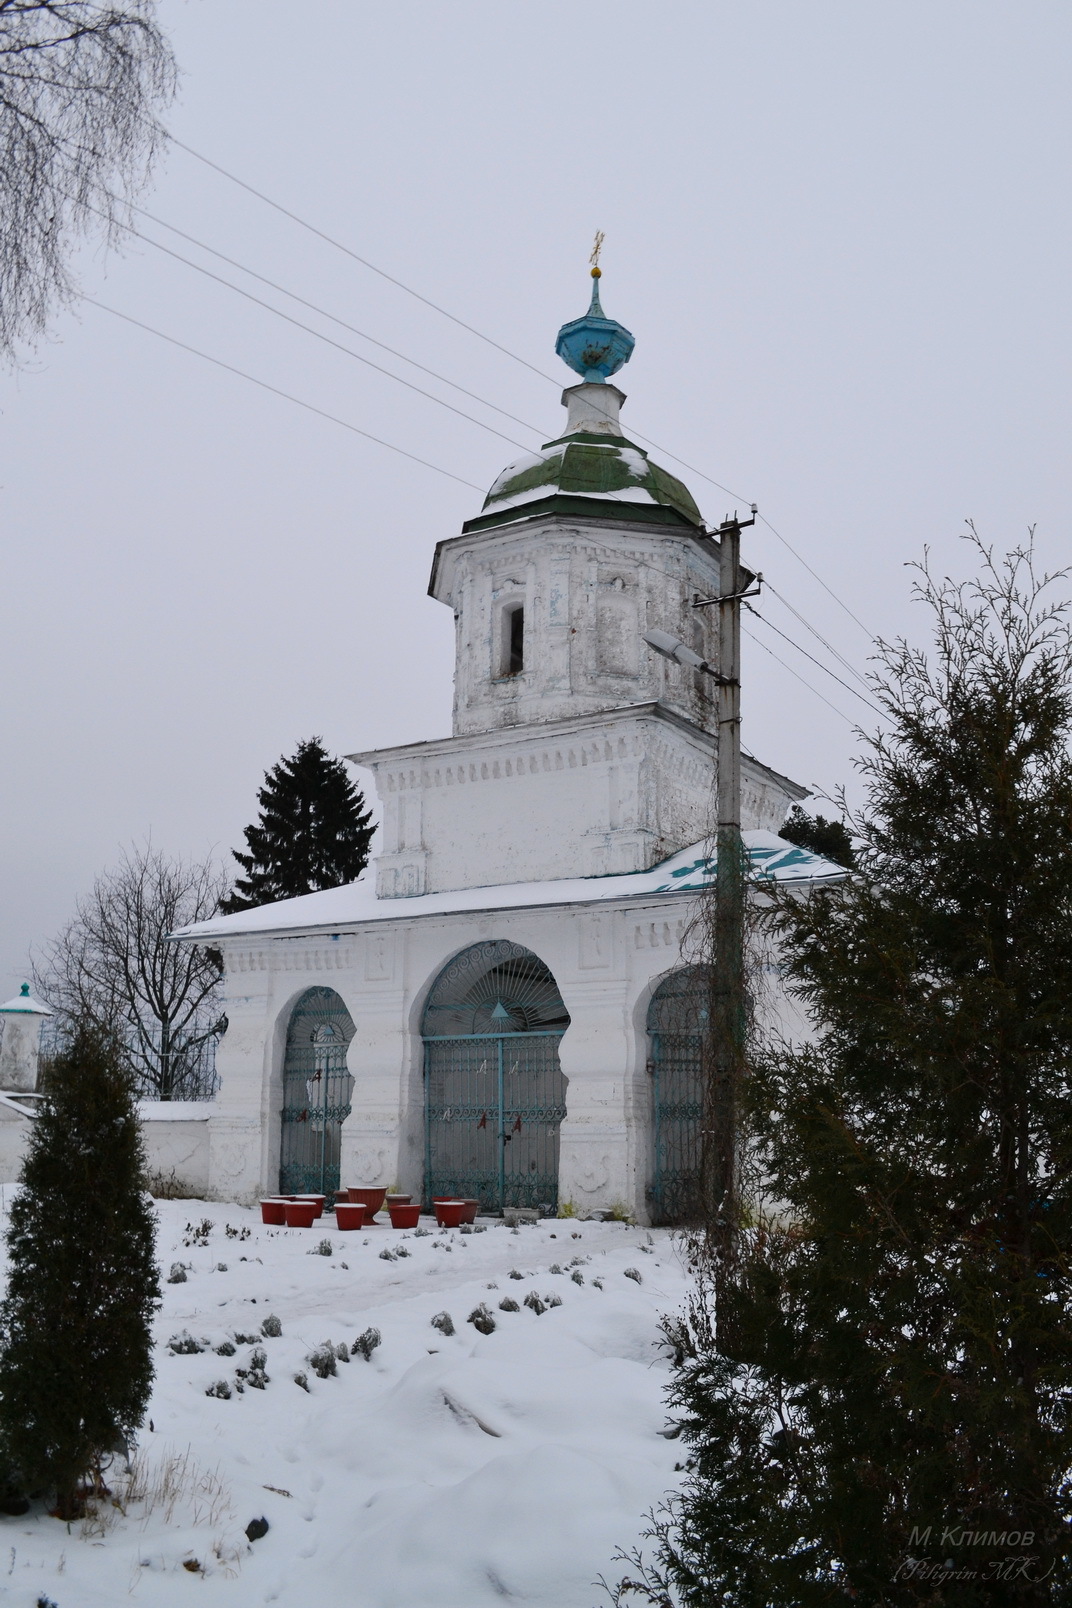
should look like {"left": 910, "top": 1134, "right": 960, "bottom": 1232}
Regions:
{"left": 483, "top": 480, "right": 659, "bottom": 513}
{"left": 0, "top": 986, "right": 50, "bottom": 1015}
{"left": 174, "top": 831, "right": 846, "bottom": 944}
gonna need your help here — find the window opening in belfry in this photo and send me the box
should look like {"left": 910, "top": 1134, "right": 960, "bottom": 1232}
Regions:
{"left": 505, "top": 604, "right": 524, "bottom": 675}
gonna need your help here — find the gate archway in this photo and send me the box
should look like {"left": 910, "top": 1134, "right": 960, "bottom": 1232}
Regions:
{"left": 279, "top": 988, "right": 355, "bottom": 1195}
{"left": 422, "top": 941, "right": 569, "bottom": 1214}
{"left": 647, "top": 967, "right": 708, "bottom": 1226}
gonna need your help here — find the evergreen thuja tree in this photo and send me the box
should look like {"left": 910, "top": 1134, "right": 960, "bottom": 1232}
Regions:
{"left": 221, "top": 736, "right": 374, "bottom": 912}
{"left": 778, "top": 803, "right": 856, "bottom": 869}
{"left": 0, "top": 1025, "right": 159, "bottom": 1518}
{"left": 611, "top": 534, "right": 1072, "bottom": 1607}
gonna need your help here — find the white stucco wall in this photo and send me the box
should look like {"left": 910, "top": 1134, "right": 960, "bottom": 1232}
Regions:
{"left": 427, "top": 515, "right": 724, "bottom": 740}
{"left": 0, "top": 1012, "right": 47, "bottom": 1093}
{"left": 355, "top": 708, "right": 802, "bottom": 899}
{"left": 0, "top": 1106, "right": 33, "bottom": 1185}
{"left": 206, "top": 891, "right": 722, "bottom": 1221}
{"left": 139, "top": 1103, "right": 212, "bottom": 1196}
{"left": 0, "top": 1103, "right": 213, "bottom": 1195}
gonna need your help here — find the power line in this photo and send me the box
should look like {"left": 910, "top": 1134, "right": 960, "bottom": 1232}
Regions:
{"left": 127, "top": 200, "right": 548, "bottom": 438}
{"left": 165, "top": 136, "right": 875, "bottom": 641}
{"left": 106, "top": 162, "right": 879, "bottom": 705}
{"left": 169, "top": 135, "right": 559, "bottom": 387}
{"left": 762, "top": 578, "right": 871, "bottom": 687}
{"left": 755, "top": 512, "right": 873, "bottom": 639}
{"left": 568, "top": 530, "right": 879, "bottom": 730}
{"left": 81, "top": 297, "right": 485, "bottom": 492}
{"left": 81, "top": 201, "right": 534, "bottom": 454}
{"left": 741, "top": 623, "right": 858, "bottom": 727}
{"left": 119, "top": 208, "right": 877, "bottom": 668}
{"left": 744, "top": 605, "right": 885, "bottom": 716}
{"left": 87, "top": 290, "right": 872, "bottom": 735}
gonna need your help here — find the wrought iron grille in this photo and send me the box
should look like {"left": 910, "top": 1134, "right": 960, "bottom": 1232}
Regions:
{"left": 280, "top": 987, "right": 355, "bottom": 1195}
{"left": 648, "top": 966, "right": 709, "bottom": 1226}
{"left": 423, "top": 941, "right": 569, "bottom": 1213}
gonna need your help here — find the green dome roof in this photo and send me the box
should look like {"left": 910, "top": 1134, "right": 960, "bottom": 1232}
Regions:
{"left": 467, "top": 431, "right": 702, "bottom": 533}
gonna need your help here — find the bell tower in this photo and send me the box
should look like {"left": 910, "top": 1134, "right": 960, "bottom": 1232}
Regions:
{"left": 350, "top": 268, "right": 805, "bottom": 898}
{"left": 429, "top": 268, "right": 724, "bottom": 739}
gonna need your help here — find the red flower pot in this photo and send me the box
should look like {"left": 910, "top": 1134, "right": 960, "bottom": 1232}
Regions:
{"left": 293, "top": 1194, "right": 325, "bottom": 1219}
{"left": 385, "top": 1193, "right": 411, "bottom": 1207}
{"left": 335, "top": 1202, "right": 367, "bottom": 1231}
{"left": 260, "top": 1199, "right": 287, "bottom": 1225}
{"left": 284, "top": 1200, "right": 319, "bottom": 1228}
{"left": 388, "top": 1202, "right": 421, "bottom": 1229}
{"left": 348, "top": 1188, "right": 387, "bottom": 1218}
{"left": 460, "top": 1200, "right": 479, "bottom": 1224}
{"left": 435, "top": 1200, "right": 467, "bottom": 1229}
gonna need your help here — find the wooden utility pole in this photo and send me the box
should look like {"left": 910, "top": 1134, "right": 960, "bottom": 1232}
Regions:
{"left": 693, "top": 508, "right": 758, "bottom": 1327}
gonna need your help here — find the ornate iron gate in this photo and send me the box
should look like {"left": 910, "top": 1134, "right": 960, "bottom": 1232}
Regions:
{"left": 279, "top": 988, "right": 355, "bottom": 1195}
{"left": 423, "top": 941, "right": 569, "bottom": 1213}
{"left": 648, "top": 967, "right": 709, "bottom": 1226}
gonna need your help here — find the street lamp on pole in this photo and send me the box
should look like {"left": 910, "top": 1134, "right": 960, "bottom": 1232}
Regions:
{"left": 642, "top": 628, "right": 723, "bottom": 679}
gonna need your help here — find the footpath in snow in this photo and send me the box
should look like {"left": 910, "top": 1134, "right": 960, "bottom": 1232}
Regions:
{"left": 0, "top": 1200, "right": 692, "bottom": 1608}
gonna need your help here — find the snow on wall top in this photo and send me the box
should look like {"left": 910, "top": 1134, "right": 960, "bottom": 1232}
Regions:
{"left": 174, "top": 831, "right": 846, "bottom": 945}
{"left": 137, "top": 1101, "right": 215, "bottom": 1122}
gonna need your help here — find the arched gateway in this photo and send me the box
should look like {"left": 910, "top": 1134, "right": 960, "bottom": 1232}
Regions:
{"left": 422, "top": 941, "right": 569, "bottom": 1214}
{"left": 647, "top": 967, "right": 708, "bottom": 1226}
{"left": 279, "top": 988, "right": 355, "bottom": 1195}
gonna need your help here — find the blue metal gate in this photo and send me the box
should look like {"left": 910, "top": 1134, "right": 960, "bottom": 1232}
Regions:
{"left": 279, "top": 988, "right": 355, "bottom": 1195}
{"left": 648, "top": 967, "right": 709, "bottom": 1226}
{"left": 423, "top": 941, "right": 569, "bottom": 1213}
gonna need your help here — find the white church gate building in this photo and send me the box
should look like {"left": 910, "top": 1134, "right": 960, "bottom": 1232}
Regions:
{"left": 180, "top": 272, "right": 843, "bottom": 1224}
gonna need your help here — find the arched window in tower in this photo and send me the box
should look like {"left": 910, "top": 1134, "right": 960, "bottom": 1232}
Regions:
{"left": 498, "top": 602, "right": 525, "bottom": 677}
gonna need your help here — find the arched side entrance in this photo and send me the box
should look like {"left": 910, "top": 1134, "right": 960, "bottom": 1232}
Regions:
{"left": 647, "top": 967, "right": 708, "bottom": 1226}
{"left": 422, "top": 941, "right": 570, "bottom": 1214}
{"left": 279, "top": 988, "right": 356, "bottom": 1195}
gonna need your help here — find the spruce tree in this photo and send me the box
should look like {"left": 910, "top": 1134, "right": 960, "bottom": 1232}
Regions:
{"left": 778, "top": 803, "right": 856, "bottom": 868}
{"left": 221, "top": 736, "right": 374, "bottom": 912}
{"left": 0, "top": 1025, "right": 159, "bottom": 1518}
{"left": 613, "top": 536, "right": 1072, "bottom": 1606}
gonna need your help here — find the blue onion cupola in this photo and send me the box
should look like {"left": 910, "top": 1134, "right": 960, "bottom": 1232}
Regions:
{"left": 463, "top": 264, "right": 702, "bottom": 535}
{"left": 554, "top": 268, "right": 635, "bottom": 382}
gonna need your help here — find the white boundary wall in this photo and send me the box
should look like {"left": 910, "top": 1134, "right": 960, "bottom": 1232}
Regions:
{"left": 0, "top": 1102, "right": 214, "bottom": 1196}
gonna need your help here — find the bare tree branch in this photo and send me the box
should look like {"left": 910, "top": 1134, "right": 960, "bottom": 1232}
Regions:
{"left": 0, "top": 1, "right": 176, "bottom": 364}
{"left": 32, "top": 845, "right": 227, "bottom": 1099}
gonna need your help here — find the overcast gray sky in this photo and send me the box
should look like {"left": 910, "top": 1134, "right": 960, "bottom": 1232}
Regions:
{"left": 3, "top": 1, "right": 1070, "bottom": 998}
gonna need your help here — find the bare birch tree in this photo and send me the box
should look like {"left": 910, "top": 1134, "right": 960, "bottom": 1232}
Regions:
{"left": 0, "top": 0, "right": 176, "bottom": 364}
{"left": 33, "top": 846, "right": 227, "bottom": 1100}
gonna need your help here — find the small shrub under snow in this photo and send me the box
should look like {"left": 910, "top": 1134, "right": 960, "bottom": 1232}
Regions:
{"left": 351, "top": 1327, "right": 381, "bottom": 1361}
{"left": 467, "top": 1304, "right": 495, "bottom": 1335}
{"left": 307, "top": 1343, "right": 337, "bottom": 1380}
{"left": 167, "top": 1330, "right": 204, "bottom": 1355}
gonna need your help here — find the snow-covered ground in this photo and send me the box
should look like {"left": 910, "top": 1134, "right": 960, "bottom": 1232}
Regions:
{"left": 1, "top": 1200, "right": 691, "bottom": 1608}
